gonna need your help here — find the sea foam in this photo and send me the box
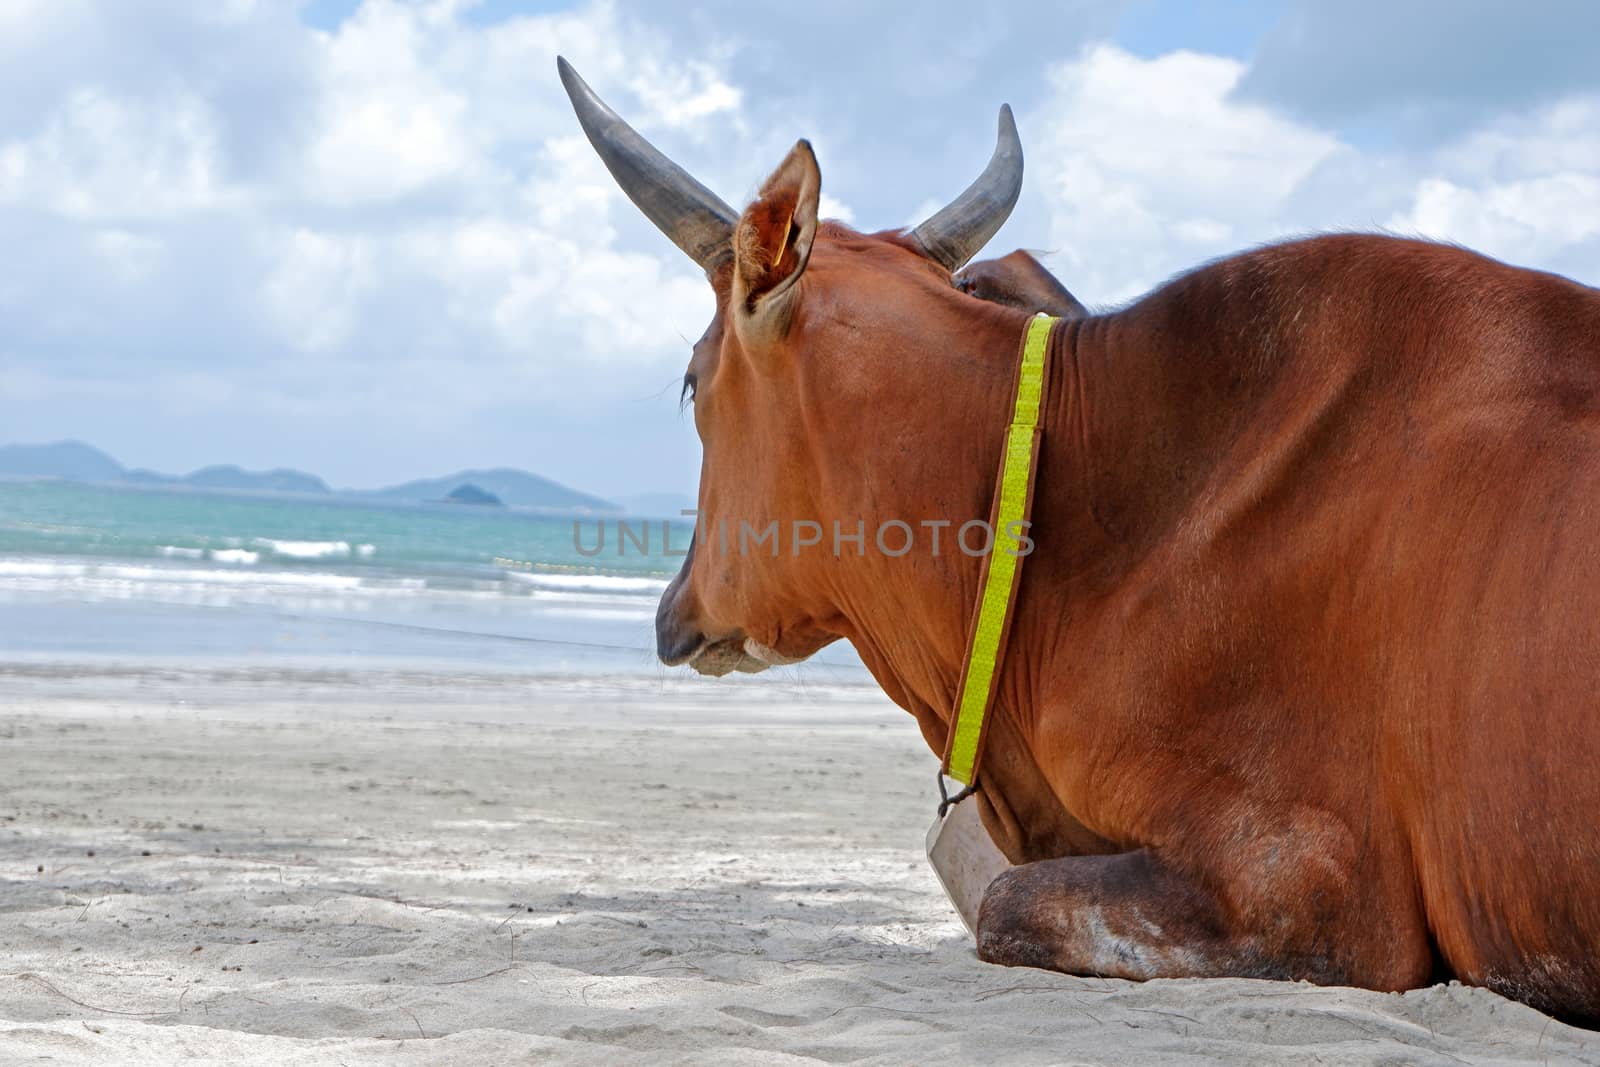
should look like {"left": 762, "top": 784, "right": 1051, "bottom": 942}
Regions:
{"left": 504, "top": 570, "right": 670, "bottom": 596}
{"left": 255, "top": 539, "right": 353, "bottom": 560}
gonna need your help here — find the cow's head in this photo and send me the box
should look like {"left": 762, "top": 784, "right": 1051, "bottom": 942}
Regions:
{"left": 560, "top": 58, "right": 1048, "bottom": 678}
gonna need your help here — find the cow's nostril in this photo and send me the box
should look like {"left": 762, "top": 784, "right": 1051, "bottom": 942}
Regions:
{"left": 655, "top": 593, "right": 707, "bottom": 665}
{"left": 657, "top": 624, "right": 706, "bottom": 666}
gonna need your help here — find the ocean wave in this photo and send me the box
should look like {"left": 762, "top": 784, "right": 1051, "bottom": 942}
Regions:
{"left": 503, "top": 570, "right": 670, "bottom": 596}
{"left": 158, "top": 546, "right": 205, "bottom": 560}
{"left": 254, "top": 538, "right": 354, "bottom": 560}
{"left": 0, "top": 559, "right": 360, "bottom": 589}
{"left": 0, "top": 556, "right": 656, "bottom": 607}
{"left": 0, "top": 560, "right": 89, "bottom": 578}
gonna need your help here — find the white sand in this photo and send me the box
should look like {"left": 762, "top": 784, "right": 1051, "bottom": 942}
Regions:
{"left": 1, "top": 665, "right": 1596, "bottom": 1065}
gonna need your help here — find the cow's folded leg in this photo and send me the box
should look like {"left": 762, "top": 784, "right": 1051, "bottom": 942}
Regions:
{"left": 977, "top": 848, "right": 1317, "bottom": 983}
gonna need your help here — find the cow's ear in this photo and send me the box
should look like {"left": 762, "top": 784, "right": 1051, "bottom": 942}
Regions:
{"left": 954, "top": 250, "right": 1088, "bottom": 319}
{"left": 732, "top": 139, "right": 820, "bottom": 320}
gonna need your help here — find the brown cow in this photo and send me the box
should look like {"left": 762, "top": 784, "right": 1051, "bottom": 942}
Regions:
{"left": 559, "top": 58, "right": 1600, "bottom": 1023}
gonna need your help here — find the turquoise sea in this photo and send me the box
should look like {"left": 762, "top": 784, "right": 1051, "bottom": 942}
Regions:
{"left": 0, "top": 480, "right": 867, "bottom": 679}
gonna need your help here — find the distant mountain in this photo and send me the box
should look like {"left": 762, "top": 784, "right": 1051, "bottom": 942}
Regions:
{"left": 122, "top": 468, "right": 178, "bottom": 485}
{"left": 0, "top": 441, "right": 125, "bottom": 482}
{"left": 0, "top": 440, "right": 330, "bottom": 494}
{"left": 184, "top": 465, "right": 330, "bottom": 494}
{"left": 442, "top": 483, "right": 501, "bottom": 506}
{"left": 371, "top": 468, "right": 617, "bottom": 513}
{"left": 0, "top": 440, "right": 621, "bottom": 512}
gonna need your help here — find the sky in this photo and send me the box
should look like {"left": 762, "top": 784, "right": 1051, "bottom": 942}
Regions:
{"left": 2, "top": 1, "right": 1598, "bottom": 498}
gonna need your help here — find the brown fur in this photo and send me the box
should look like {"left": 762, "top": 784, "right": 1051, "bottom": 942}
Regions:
{"left": 732, "top": 141, "right": 819, "bottom": 315}
{"left": 652, "top": 150, "right": 1600, "bottom": 1024}
{"left": 735, "top": 195, "right": 800, "bottom": 298}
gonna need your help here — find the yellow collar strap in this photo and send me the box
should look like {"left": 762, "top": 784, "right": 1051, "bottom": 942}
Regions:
{"left": 941, "top": 313, "right": 1058, "bottom": 788}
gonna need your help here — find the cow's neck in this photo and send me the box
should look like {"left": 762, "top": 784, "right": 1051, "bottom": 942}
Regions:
{"left": 824, "top": 305, "right": 1121, "bottom": 859}
{"left": 830, "top": 304, "right": 1034, "bottom": 716}
{"left": 834, "top": 294, "right": 1252, "bottom": 861}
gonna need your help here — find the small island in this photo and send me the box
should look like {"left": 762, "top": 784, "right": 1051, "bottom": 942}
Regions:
{"left": 443, "top": 482, "right": 503, "bottom": 507}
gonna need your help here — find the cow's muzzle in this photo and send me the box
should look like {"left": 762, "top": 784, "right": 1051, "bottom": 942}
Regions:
{"left": 655, "top": 573, "right": 771, "bottom": 677}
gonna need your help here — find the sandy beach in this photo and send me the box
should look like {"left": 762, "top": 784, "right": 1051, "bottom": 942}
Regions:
{"left": 1, "top": 663, "right": 1596, "bottom": 1065}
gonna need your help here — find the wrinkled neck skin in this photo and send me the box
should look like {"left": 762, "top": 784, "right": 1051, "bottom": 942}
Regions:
{"left": 812, "top": 287, "right": 1235, "bottom": 864}
{"left": 814, "top": 299, "right": 1030, "bottom": 737}
{"left": 787, "top": 288, "right": 1100, "bottom": 863}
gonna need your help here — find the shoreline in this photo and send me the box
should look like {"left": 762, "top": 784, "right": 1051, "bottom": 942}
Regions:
{"left": 2, "top": 665, "right": 1595, "bottom": 1064}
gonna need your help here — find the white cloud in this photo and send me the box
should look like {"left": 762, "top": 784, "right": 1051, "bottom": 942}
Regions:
{"left": 1, "top": 2, "right": 731, "bottom": 385}
{"left": 1026, "top": 45, "right": 1342, "bottom": 304}
{"left": 306, "top": 85, "right": 475, "bottom": 206}
{"left": 303, "top": 1, "right": 481, "bottom": 204}
{"left": 91, "top": 229, "right": 165, "bottom": 284}
{"left": 261, "top": 228, "right": 377, "bottom": 352}
{"left": 1433, "top": 97, "right": 1600, "bottom": 180}
{"left": 1024, "top": 45, "right": 1600, "bottom": 307}
{"left": 0, "top": 88, "right": 236, "bottom": 221}
{"left": 1385, "top": 98, "right": 1600, "bottom": 269}
{"left": 0, "top": 0, "right": 84, "bottom": 39}
{"left": 281, "top": 0, "right": 736, "bottom": 380}
{"left": 818, "top": 193, "right": 855, "bottom": 225}
{"left": 1392, "top": 174, "right": 1600, "bottom": 261}
{"left": 622, "top": 58, "right": 740, "bottom": 129}
{"left": 2, "top": 2, "right": 1598, "bottom": 493}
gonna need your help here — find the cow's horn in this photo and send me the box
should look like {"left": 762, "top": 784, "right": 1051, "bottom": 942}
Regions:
{"left": 558, "top": 57, "right": 737, "bottom": 271}
{"left": 911, "top": 105, "right": 1024, "bottom": 273}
